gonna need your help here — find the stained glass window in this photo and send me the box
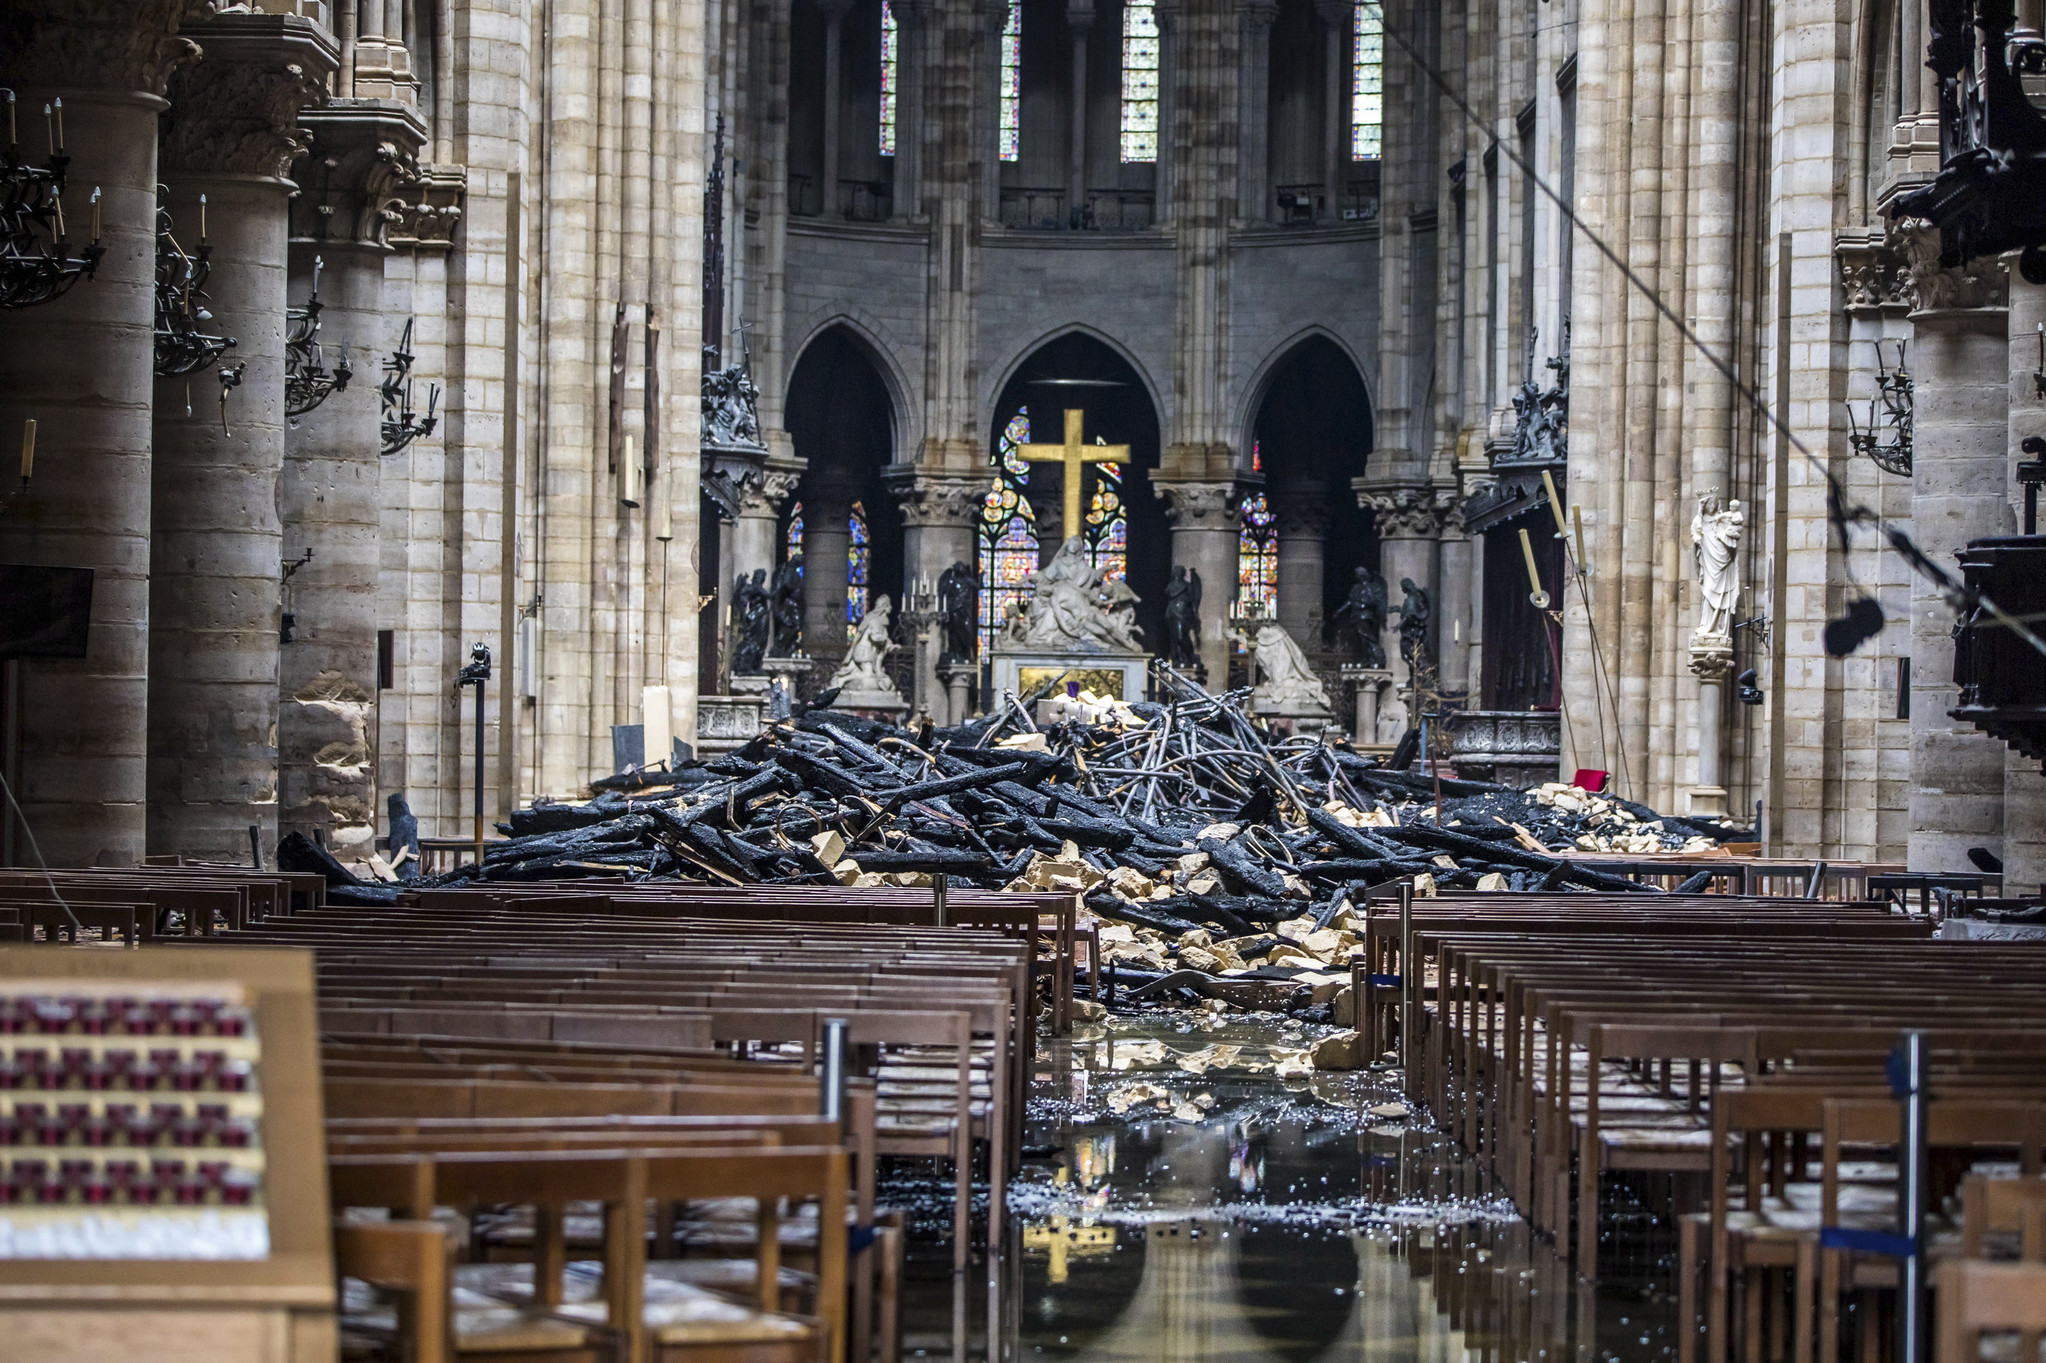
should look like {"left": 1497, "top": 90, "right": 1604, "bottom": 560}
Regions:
{"left": 1235, "top": 490, "right": 1277, "bottom": 620}
{"left": 999, "top": 3, "right": 1022, "bottom": 162}
{"left": 848, "top": 500, "right": 870, "bottom": 624}
{"left": 786, "top": 503, "right": 804, "bottom": 560}
{"left": 1352, "top": 3, "right": 1382, "bottom": 159}
{"left": 1086, "top": 438, "right": 1128, "bottom": 581}
{"left": 880, "top": 2, "right": 899, "bottom": 156}
{"left": 979, "top": 407, "right": 1038, "bottom": 657}
{"left": 1120, "top": 0, "right": 1159, "bottom": 162}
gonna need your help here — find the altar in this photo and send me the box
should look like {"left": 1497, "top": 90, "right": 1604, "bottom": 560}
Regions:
{"left": 989, "top": 651, "right": 1148, "bottom": 705}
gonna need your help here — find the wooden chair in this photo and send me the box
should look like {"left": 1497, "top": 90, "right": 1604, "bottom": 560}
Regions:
{"left": 1933, "top": 1259, "right": 2046, "bottom": 1363}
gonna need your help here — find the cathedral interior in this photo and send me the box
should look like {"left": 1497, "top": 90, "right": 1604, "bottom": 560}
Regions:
{"left": 6, "top": 0, "right": 2046, "bottom": 1357}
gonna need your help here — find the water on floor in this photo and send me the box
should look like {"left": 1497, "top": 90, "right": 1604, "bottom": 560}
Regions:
{"left": 894, "top": 1012, "right": 1681, "bottom": 1363}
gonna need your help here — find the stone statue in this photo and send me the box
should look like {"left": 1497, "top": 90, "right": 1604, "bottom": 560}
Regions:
{"left": 828, "top": 593, "right": 907, "bottom": 707}
{"left": 1244, "top": 621, "right": 1334, "bottom": 714}
{"left": 1396, "top": 578, "right": 1432, "bottom": 673}
{"left": 1163, "top": 565, "right": 1202, "bottom": 669}
{"left": 1002, "top": 536, "right": 1146, "bottom": 654}
{"left": 769, "top": 554, "right": 803, "bottom": 656}
{"left": 1690, "top": 495, "right": 1744, "bottom": 641}
{"left": 701, "top": 346, "right": 767, "bottom": 453}
{"left": 937, "top": 560, "right": 977, "bottom": 663}
{"left": 767, "top": 675, "right": 793, "bottom": 721}
{"left": 1333, "top": 564, "right": 1388, "bottom": 668}
{"left": 732, "top": 568, "right": 771, "bottom": 673}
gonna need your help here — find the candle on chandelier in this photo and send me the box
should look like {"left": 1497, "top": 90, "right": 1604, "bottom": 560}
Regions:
{"left": 52, "top": 97, "right": 63, "bottom": 151}
{"left": 199, "top": 193, "right": 208, "bottom": 242}
{"left": 42, "top": 101, "right": 52, "bottom": 154}
{"left": 89, "top": 186, "right": 100, "bottom": 242}
{"left": 20, "top": 419, "right": 35, "bottom": 485}
{"left": 52, "top": 190, "right": 64, "bottom": 239}
{"left": 6, "top": 90, "right": 16, "bottom": 149}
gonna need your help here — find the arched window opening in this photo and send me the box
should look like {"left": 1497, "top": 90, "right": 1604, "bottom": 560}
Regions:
{"left": 999, "top": 3, "right": 1022, "bottom": 162}
{"left": 1120, "top": 0, "right": 1159, "bottom": 163}
{"left": 786, "top": 503, "right": 805, "bottom": 561}
{"left": 979, "top": 408, "right": 1039, "bottom": 656}
{"left": 1236, "top": 490, "right": 1277, "bottom": 620}
{"left": 879, "top": 2, "right": 899, "bottom": 155}
{"left": 848, "top": 500, "right": 871, "bottom": 623}
{"left": 1352, "top": 3, "right": 1382, "bottom": 159}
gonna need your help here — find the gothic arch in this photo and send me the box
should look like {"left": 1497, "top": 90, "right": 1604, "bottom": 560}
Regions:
{"left": 984, "top": 322, "right": 1167, "bottom": 441}
{"left": 788, "top": 314, "right": 920, "bottom": 461}
{"left": 1235, "top": 326, "right": 1374, "bottom": 469}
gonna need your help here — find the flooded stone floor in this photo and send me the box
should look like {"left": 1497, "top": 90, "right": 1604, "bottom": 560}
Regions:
{"left": 894, "top": 1012, "right": 1681, "bottom": 1363}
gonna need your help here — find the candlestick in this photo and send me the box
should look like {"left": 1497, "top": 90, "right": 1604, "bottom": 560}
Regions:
{"left": 311, "top": 254, "right": 322, "bottom": 296}
{"left": 6, "top": 90, "right": 15, "bottom": 148}
{"left": 19, "top": 418, "right": 34, "bottom": 484}
{"left": 89, "top": 186, "right": 100, "bottom": 242}
{"left": 199, "top": 193, "right": 207, "bottom": 242}
{"left": 52, "top": 190, "right": 63, "bottom": 239}
{"left": 52, "top": 97, "right": 62, "bottom": 151}
{"left": 42, "top": 102, "right": 52, "bottom": 155}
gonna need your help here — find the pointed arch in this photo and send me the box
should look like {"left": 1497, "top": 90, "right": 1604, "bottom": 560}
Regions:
{"left": 1234, "top": 326, "right": 1374, "bottom": 470}
{"left": 984, "top": 322, "right": 1168, "bottom": 438}
{"left": 788, "top": 314, "right": 919, "bottom": 461}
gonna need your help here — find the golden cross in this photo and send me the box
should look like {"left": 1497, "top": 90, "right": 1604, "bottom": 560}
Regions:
{"left": 1016, "top": 409, "right": 1130, "bottom": 541}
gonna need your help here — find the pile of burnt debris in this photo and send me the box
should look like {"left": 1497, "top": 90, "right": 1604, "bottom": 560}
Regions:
{"left": 296, "top": 669, "right": 1745, "bottom": 919}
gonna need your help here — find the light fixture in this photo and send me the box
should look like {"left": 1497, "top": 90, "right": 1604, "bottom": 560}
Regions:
{"left": 284, "top": 254, "right": 351, "bottom": 423}
{"left": 379, "top": 318, "right": 439, "bottom": 456}
{"left": 153, "top": 195, "right": 236, "bottom": 378}
{"left": 0, "top": 93, "right": 102, "bottom": 309}
{"left": 1846, "top": 338, "right": 1912, "bottom": 476}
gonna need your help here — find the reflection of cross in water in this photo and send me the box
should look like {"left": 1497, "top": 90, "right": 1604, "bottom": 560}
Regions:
{"left": 1017, "top": 408, "right": 1130, "bottom": 538}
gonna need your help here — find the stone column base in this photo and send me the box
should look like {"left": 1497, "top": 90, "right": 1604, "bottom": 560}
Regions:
{"left": 1687, "top": 785, "right": 1729, "bottom": 818}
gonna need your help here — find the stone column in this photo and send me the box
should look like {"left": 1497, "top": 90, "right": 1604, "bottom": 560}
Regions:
{"left": 0, "top": 2, "right": 201, "bottom": 867}
{"left": 1159, "top": 481, "right": 1239, "bottom": 684}
{"left": 351, "top": 0, "right": 415, "bottom": 100}
{"left": 818, "top": 0, "right": 853, "bottom": 216}
{"left": 1315, "top": 0, "right": 1352, "bottom": 223}
{"left": 1272, "top": 483, "right": 1329, "bottom": 649}
{"left": 888, "top": 469, "right": 983, "bottom": 592}
{"left": 1899, "top": 225, "right": 2012, "bottom": 872}
{"left": 732, "top": 464, "right": 801, "bottom": 596}
{"left": 1066, "top": 0, "right": 1094, "bottom": 223}
{"left": 1436, "top": 519, "right": 1473, "bottom": 704}
{"left": 1235, "top": 0, "right": 1277, "bottom": 222}
{"left": 277, "top": 100, "right": 424, "bottom": 857}
{"left": 802, "top": 489, "right": 853, "bottom": 660}
{"left": 1688, "top": 651, "right": 1732, "bottom": 817}
{"left": 1359, "top": 487, "right": 1442, "bottom": 695}
{"left": 891, "top": 0, "right": 926, "bottom": 218}
{"left": 146, "top": 17, "right": 334, "bottom": 862}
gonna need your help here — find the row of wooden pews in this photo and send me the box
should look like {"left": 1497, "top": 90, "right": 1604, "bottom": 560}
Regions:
{"left": 1356, "top": 884, "right": 2046, "bottom": 1363}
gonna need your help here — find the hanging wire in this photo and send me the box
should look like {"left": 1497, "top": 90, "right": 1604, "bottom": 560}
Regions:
{"left": 1362, "top": 0, "right": 2046, "bottom": 663}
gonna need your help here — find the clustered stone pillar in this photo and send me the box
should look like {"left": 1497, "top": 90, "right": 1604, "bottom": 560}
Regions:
{"left": 1899, "top": 226, "right": 2012, "bottom": 872}
{"left": 1066, "top": 0, "right": 1094, "bottom": 222}
{"left": 0, "top": 4, "right": 191, "bottom": 867}
{"left": 1235, "top": 0, "right": 1277, "bottom": 222}
{"left": 801, "top": 490, "right": 854, "bottom": 661}
{"left": 1160, "top": 482, "right": 1239, "bottom": 685}
{"left": 148, "top": 16, "right": 334, "bottom": 863}
{"left": 1153, "top": 0, "right": 1179, "bottom": 224}
{"left": 1315, "top": 0, "right": 1352, "bottom": 222}
{"left": 890, "top": 0, "right": 927, "bottom": 217}
{"left": 1361, "top": 488, "right": 1441, "bottom": 692}
{"left": 818, "top": 0, "right": 854, "bottom": 215}
{"left": 891, "top": 471, "right": 981, "bottom": 592}
{"left": 277, "top": 103, "right": 421, "bottom": 857}
{"left": 730, "top": 467, "right": 801, "bottom": 610}
{"left": 1272, "top": 484, "right": 1328, "bottom": 649}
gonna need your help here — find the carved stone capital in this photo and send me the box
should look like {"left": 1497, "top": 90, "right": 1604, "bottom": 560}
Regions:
{"left": 1157, "top": 480, "right": 1240, "bottom": 530}
{"left": 740, "top": 465, "right": 803, "bottom": 518}
{"left": 1, "top": 0, "right": 211, "bottom": 99}
{"left": 883, "top": 468, "right": 986, "bottom": 528}
{"left": 1358, "top": 485, "right": 1456, "bottom": 539}
{"left": 161, "top": 15, "right": 337, "bottom": 182}
{"left": 1835, "top": 228, "right": 1911, "bottom": 316}
{"left": 291, "top": 99, "right": 430, "bottom": 247}
{"left": 1236, "top": 0, "right": 1280, "bottom": 30}
{"left": 1271, "top": 484, "right": 1333, "bottom": 539}
{"left": 1688, "top": 636, "right": 1735, "bottom": 681}
{"left": 1892, "top": 216, "right": 2009, "bottom": 314}
{"left": 388, "top": 163, "right": 466, "bottom": 251}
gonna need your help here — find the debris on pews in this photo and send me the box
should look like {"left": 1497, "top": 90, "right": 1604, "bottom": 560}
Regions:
{"left": 377, "top": 673, "right": 1749, "bottom": 1019}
